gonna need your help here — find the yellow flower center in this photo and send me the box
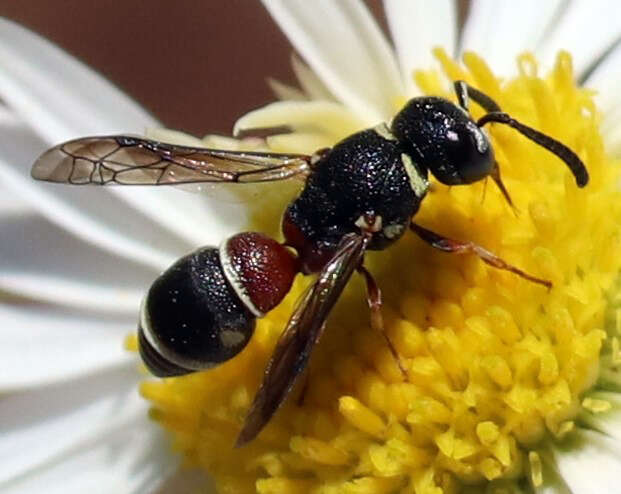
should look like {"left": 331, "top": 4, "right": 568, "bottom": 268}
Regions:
{"left": 138, "top": 51, "right": 621, "bottom": 493}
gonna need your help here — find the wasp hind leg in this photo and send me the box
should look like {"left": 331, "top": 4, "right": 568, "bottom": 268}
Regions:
{"left": 410, "top": 222, "right": 552, "bottom": 289}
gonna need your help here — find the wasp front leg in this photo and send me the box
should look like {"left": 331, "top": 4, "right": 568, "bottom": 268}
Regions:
{"left": 410, "top": 222, "right": 552, "bottom": 289}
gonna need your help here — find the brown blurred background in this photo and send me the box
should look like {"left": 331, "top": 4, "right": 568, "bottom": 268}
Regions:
{"left": 0, "top": 1, "right": 295, "bottom": 135}
{"left": 0, "top": 1, "right": 467, "bottom": 136}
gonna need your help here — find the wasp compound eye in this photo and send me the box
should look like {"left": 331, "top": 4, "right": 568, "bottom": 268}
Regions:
{"left": 443, "top": 120, "right": 494, "bottom": 184}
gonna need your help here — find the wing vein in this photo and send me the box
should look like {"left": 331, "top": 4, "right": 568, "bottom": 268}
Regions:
{"left": 32, "top": 135, "right": 312, "bottom": 186}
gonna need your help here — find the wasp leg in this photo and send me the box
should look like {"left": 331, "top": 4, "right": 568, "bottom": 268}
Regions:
{"left": 358, "top": 265, "right": 408, "bottom": 377}
{"left": 410, "top": 222, "right": 552, "bottom": 289}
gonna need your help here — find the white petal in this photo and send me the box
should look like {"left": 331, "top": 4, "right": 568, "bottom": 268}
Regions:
{"left": 234, "top": 100, "right": 367, "bottom": 144}
{"left": 582, "top": 40, "right": 621, "bottom": 156}
{"left": 602, "top": 123, "right": 621, "bottom": 157}
{"left": 0, "top": 303, "right": 134, "bottom": 389}
{"left": 601, "top": 100, "right": 621, "bottom": 135}
{"left": 145, "top": 128, "right": 208, "bottom": 147}
{"left": 0, "top": 179, "right": 31, "bottom": 215}
{"left": 261, "top": 0, "right": 404, "bottom": 123}
{"left": 0, "top": 18, "right": 154, "bottom": 142}
{"left": 583, "top": 37, "right": 621, "bottom": 109}
{"left": 0, "top": 366, "right": 176, "bottom": 494}
{"left": 154, "top": 469, "right": 215, "bottom": 494}
{"left": 268, "top": 78, "right": 308, "bottom": 101}
{"left": 598, "top": 98, "right": 621, "bottom": 156}
{"left": 0, "top": 19, "right": 225, "bottom": 249}
{"left": 537, "top": 0, "right": 621, "bottom": 77}
{"left": 535, "top": 483, "right": 572, "bottom": 494}
{"left": 1, "top": 427, "right": 174, "bottom": 494}
{"left": 534, "top": 454, "right": 572, "bottom": 494}
{"left": 0, "top": 112, "right": 189, "bottom": 271}
{"left": 546, "top": 429, "right": 621, "bottom": 494}
{"left": 1, "top": 275, "right": 142, "bottom": 315}
{"left": 384, "top": 0, "right": 457, "bottom": 96}
{"left": 461, "top": 0, "right": 565, "bottom": 76}
{"left": 108, "top": 187, "right": 233, "bottom": 252}
{"left": 291, "top": 55, "right": 335, "bottom": 101}
{"left": 1, "top": 211, "right": 153, "bottom": 312}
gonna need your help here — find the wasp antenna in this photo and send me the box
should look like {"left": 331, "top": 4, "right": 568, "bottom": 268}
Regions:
{"left": 453, "top": 81, "right": 469, "bottom": 111}
{"left": 454, "top": 81, "right": 502, "bottom": 113}
{"left": 490, "top": 161, "right": 519, "bottom": 217}
{"left": 477, "top": 112, "right": 589, "bottom": 188}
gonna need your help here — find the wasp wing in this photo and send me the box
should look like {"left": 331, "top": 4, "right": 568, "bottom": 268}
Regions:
{"left": 31, "top": 136, "right": 312, "bottom": 185}
{"left": 235, "top": 232, "right": 369, "bottom": 447}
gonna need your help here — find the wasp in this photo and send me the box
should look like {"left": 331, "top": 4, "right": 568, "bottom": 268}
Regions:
{"left": 32, "top": 81, "right": 588, "bottom": 446}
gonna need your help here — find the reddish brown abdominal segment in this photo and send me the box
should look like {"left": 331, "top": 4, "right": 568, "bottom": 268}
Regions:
{"left": 221, "top": 233, "right": 299, "bottom": 315}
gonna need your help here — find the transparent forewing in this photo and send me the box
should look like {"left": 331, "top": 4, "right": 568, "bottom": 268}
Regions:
{"left": 31, "top": 136, "right": 312, "bottom": 185}
{"left": 236, "top": 233, "right": 369, "bottom": 446}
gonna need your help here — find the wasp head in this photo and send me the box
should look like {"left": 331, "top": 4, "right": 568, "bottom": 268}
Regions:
{"left": 391, "top": 97, "right": 495, "bottom": 185}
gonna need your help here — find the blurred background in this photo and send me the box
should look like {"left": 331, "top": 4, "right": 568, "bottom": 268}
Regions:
{"left": 0, "top": 1, "right": 467, "bottom": 136}
{"left": 0, "top": 0, "right": 295, "bottom": 135}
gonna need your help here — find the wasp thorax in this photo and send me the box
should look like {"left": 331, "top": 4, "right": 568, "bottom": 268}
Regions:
{"left": 391, "top": 97, "right": 495, "bottom": 185}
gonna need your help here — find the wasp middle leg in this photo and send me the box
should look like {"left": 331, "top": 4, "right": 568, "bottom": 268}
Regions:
{"left": 358, "top": 264, "right": 408, "bottom": 377}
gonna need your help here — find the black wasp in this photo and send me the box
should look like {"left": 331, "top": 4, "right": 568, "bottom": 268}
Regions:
{"left": 32, "top": 81, "right": 588, "bottom": 446}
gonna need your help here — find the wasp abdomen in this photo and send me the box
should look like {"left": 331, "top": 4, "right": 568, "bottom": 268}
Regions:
{"left": 139, "top": 233, "right": 297, "bottom": 377}
{"left": 221, "top": 232, "right": 298, "bottom": 316}
{"left": 139, "top": 246, "right": 255, "bottom": 377}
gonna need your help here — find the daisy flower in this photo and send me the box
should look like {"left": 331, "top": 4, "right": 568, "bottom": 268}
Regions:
{"left": 3, "top": 1, "right": 621, "bottom": 493}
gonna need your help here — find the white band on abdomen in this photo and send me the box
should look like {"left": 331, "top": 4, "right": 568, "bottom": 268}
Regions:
{"left": 219, "top": 239, "right": 265, "bottom": 318}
